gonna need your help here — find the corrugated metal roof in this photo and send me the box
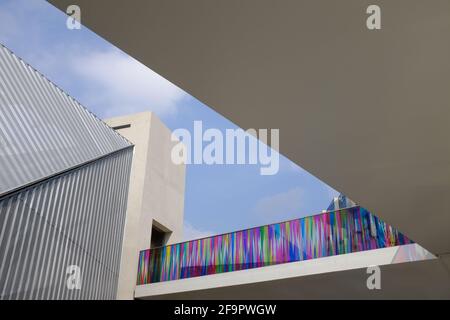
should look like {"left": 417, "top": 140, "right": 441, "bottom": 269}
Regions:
{"left": 0, "top": 44, "right": 132, "bottom": 196}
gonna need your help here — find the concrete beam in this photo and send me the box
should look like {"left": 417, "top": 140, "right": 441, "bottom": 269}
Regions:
{"left": 135, "top": 248, "right": 450, "bottom": 299}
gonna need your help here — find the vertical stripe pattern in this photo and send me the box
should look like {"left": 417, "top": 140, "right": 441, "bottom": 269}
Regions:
{"left": 0, "top": 42, "right": 134, "bottom": 299}
{"left": 137, "top": 207, "right": 412, "bottom": 284}
{"left": 0, "top": 148, "right": 133, "bottom": 300}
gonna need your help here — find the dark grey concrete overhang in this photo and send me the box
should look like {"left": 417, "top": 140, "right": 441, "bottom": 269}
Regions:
{"left": 48, "top": 0, "right": 450, "bottom": 256}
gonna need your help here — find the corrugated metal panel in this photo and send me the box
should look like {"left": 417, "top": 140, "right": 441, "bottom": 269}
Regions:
{"left": 0, "top": 147, "right": 133, "bottom": 300}
{"left": 0, "top": 44, "right": 131, "bottom": 196}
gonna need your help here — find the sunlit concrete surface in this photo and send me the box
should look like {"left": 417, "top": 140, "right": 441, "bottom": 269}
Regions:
{"left": 105, "top": 112, "right": 185, "bottom": 300}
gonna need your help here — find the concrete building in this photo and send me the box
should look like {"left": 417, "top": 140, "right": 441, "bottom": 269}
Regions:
{"left": 0, "top": 40, "right": 186, "bottom": 300}
{"left": 48, "top": 0, "right": 450, "bottom": 298}
{"left": 0, "top": 44, "right": 185, "bottom": 300}
{"left": 0, "top": 44, "right": 133, "bottom": 299}
{"left": 105, "top": 112, "right": 185, "bottom": 300}
{"left": 4, "top": 0, "right": 450, "bottom": 298}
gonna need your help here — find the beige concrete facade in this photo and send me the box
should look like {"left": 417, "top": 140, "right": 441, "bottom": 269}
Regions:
{"left": 105, "top": 112, "right": 185, "bottom": 300}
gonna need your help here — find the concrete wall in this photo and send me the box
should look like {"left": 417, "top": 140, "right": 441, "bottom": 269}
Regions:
{"left": 105, "top": 112, "right": 185, "bottom": 300}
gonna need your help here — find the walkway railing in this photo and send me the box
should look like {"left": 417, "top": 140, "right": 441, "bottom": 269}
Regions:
{"left": 137, "top": 206, "right": 412, "bottom": 284}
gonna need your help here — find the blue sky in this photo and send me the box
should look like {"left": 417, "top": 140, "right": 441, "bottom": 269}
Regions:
{"left": 0, "top": 0, "right": 340, "bottom": 240}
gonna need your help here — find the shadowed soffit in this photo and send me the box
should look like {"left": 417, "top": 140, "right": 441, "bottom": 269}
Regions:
{"left": 48, "top": 0, "right": 450, "bottom": 255}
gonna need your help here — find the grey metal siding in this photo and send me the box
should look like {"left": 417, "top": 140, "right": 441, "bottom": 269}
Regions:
{"left": 0, "top": 147, "right": 133, "bottom": 300}
{"left": 0, "top": 44, "right": 131, "bottom": 196}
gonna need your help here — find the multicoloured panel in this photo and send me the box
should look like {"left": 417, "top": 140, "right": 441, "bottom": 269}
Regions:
{"left": 137, "top": 207, "right": 412, "bottom": 284}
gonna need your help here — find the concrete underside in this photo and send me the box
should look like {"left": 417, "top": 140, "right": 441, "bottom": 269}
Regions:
{"left": 48, "top": 0, "right": 450, "bottom": 256}
{"left": 135, "top": 249, "right": 450, "bottom": 300}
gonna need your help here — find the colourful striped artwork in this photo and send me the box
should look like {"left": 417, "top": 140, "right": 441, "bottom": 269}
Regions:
{"left": 137, "top": 207, "right": 412, "bottom": 284}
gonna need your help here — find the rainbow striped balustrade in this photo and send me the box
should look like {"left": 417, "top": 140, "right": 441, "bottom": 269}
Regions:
{"left": 137, "top": 207, "right": 412, "bottom": 284}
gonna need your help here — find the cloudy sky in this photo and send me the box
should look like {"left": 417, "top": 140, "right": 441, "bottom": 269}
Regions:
{"left": 0, "top": 0, "right": 340, "bottom": 240}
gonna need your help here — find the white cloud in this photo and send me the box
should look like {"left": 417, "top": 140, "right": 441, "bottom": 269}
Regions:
{"left": 71, "top": 48, "right": 187, "bottom": 118}
{"left": 1, "top": 0, "right": 188, "bottom": 120}
{"left": 183, "top": 221, "right": 214, "bottom": 241}
{"left": 253, "top": 187, "right": 304, "bottom": 218}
